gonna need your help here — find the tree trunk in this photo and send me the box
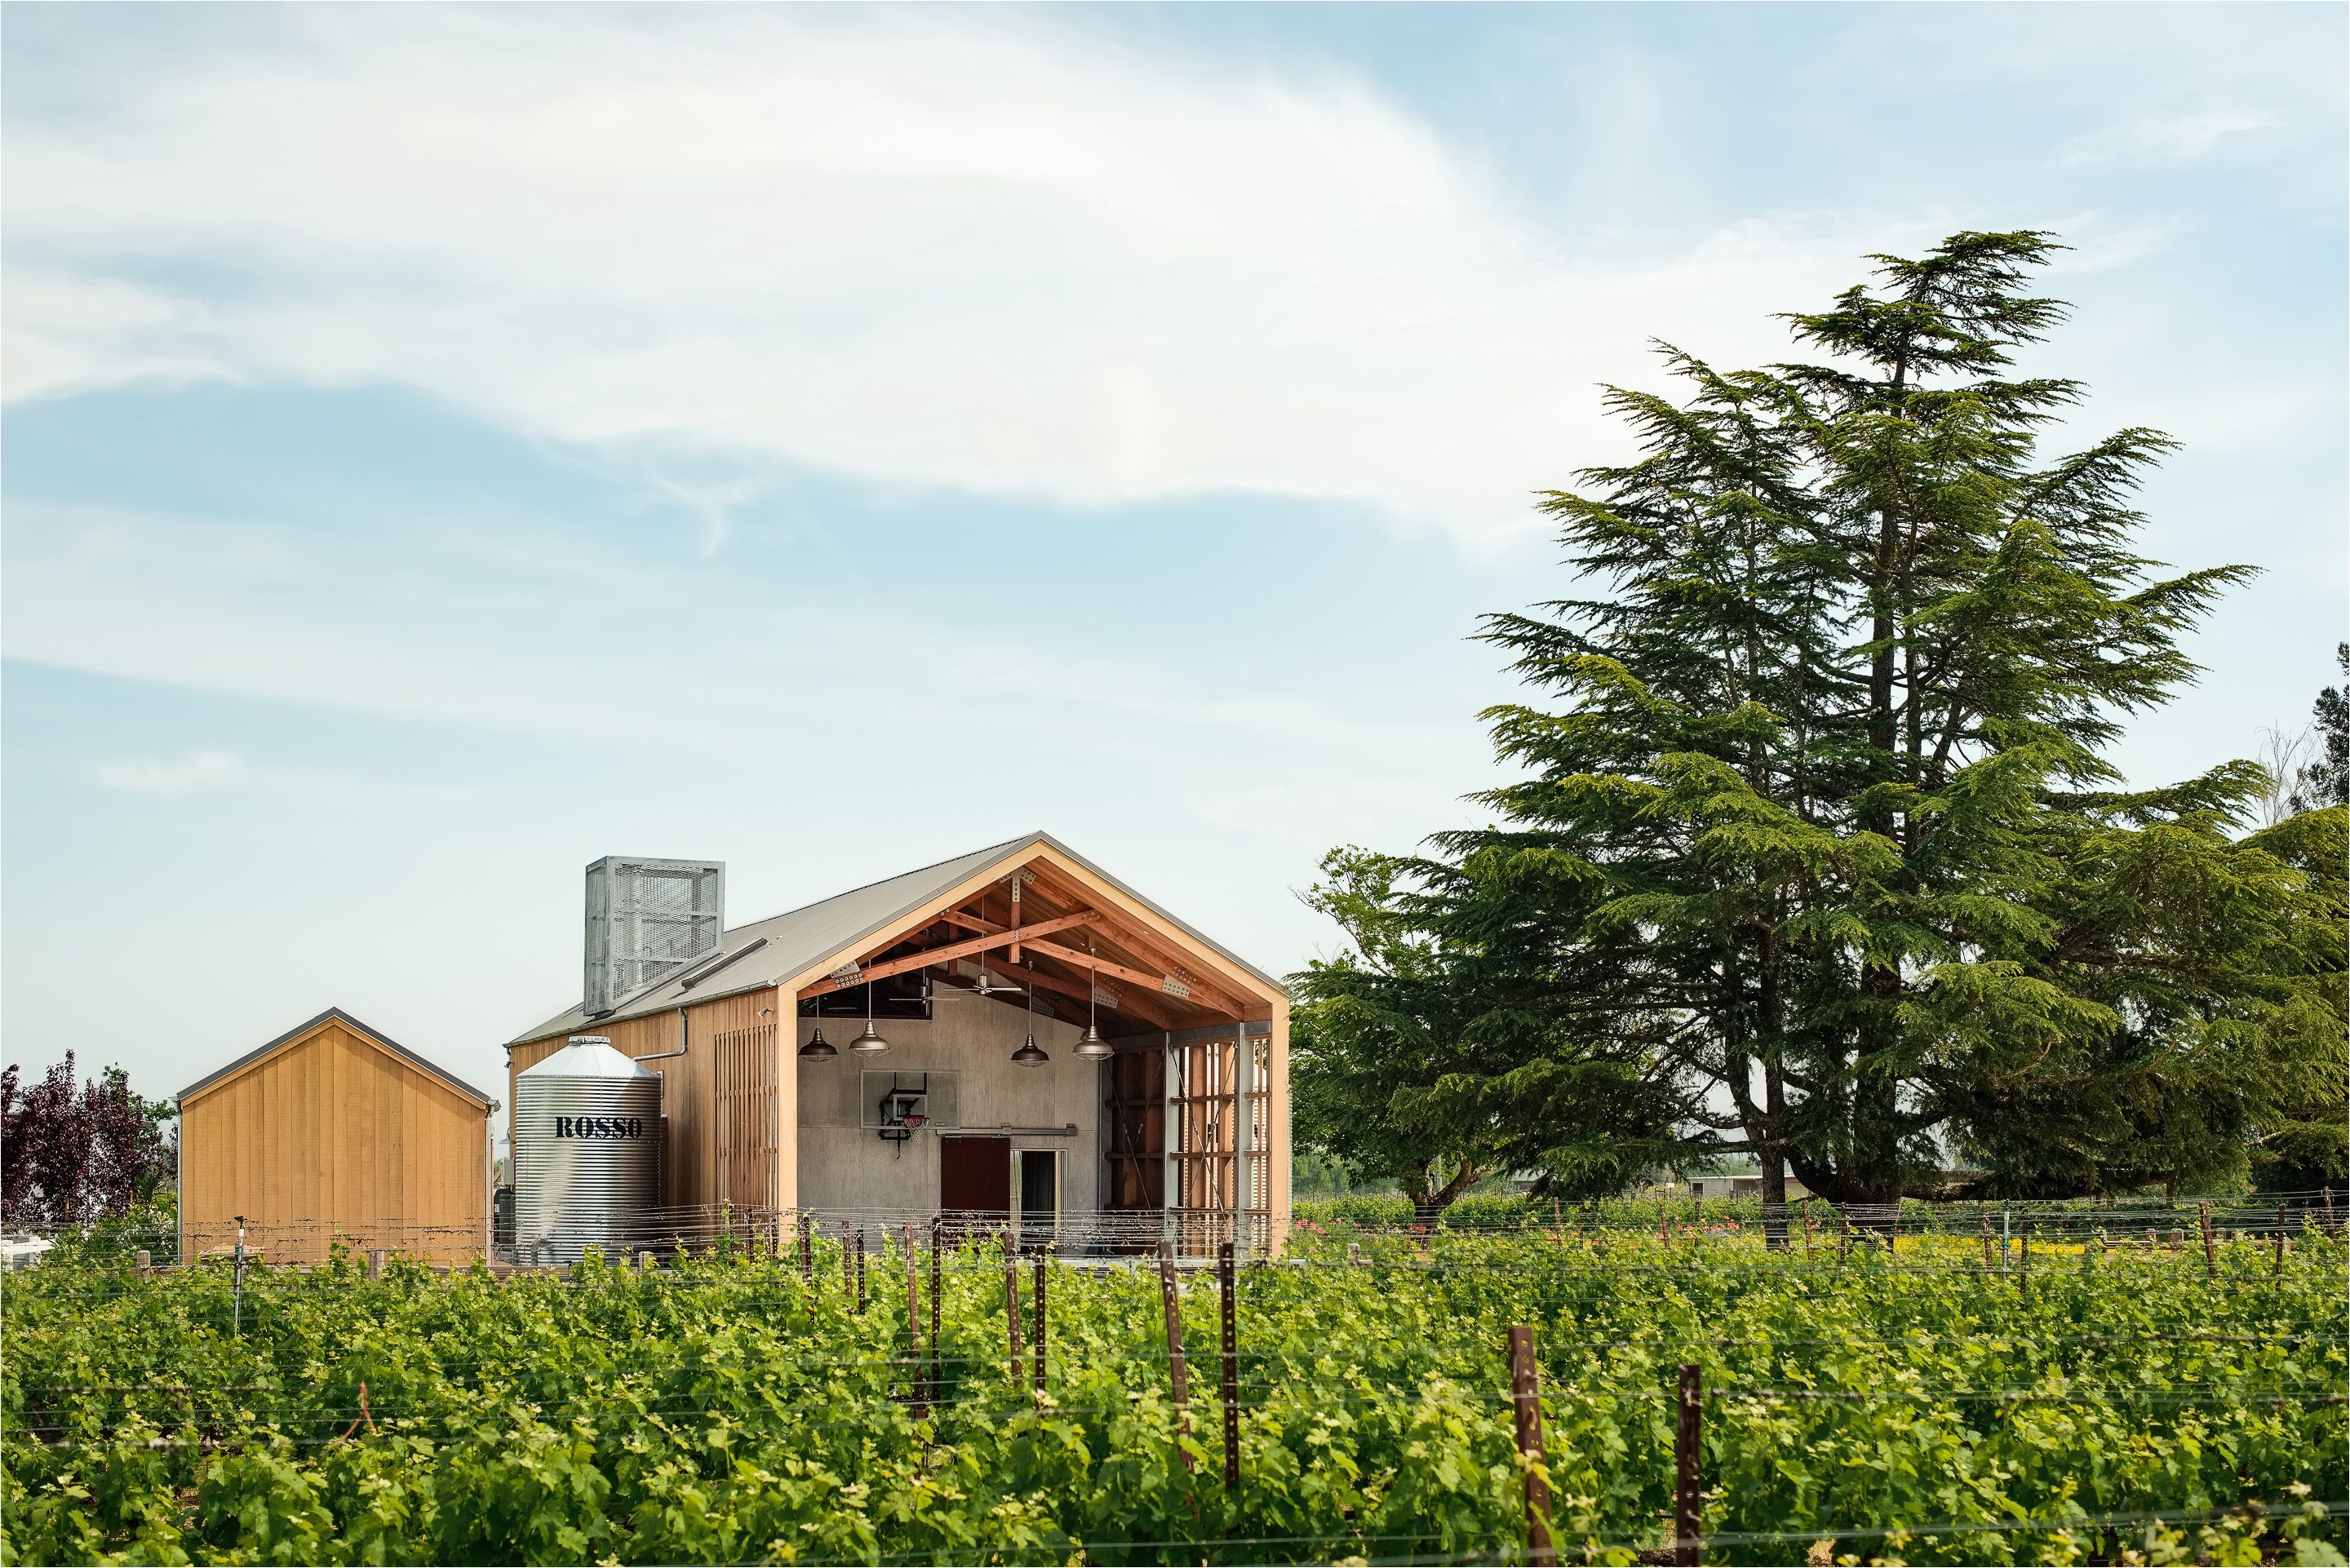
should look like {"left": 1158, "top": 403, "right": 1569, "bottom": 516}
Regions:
{"left": 1411, "top": 1158, "right": 1484, "bottom": 1230}
{"left": 1758, "top": 928, "right": 1790, "bottom": 1250}
{"left": 1846, "top": 485, "right": 1908, "bottom": 1218}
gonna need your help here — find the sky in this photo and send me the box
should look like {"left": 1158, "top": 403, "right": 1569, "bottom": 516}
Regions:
{"left": 5, "top": 2, "right": 2344, "bottom": 1113}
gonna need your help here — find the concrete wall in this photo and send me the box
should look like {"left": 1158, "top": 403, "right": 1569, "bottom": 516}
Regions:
{"left": 795, "top": 986, "right": 1106, "bottom": 1216}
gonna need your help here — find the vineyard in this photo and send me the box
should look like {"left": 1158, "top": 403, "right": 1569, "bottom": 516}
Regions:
{"left": 2, "top": 1202, "right": 2343, "bottom": 1566}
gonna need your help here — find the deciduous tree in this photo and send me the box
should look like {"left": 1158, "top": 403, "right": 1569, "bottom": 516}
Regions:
{"left": 0, "top": 1053, "right": 176, "bottom": 1229}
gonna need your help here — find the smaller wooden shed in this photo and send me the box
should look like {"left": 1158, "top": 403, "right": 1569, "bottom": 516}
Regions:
{"left": 179, "top": 1008, "right": 494, "bottom": 1265}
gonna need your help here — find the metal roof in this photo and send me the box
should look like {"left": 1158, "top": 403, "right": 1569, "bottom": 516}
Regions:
{"left": 180, "top": 1007, "right": 497, "bottom": 1108}
{"left": 508, "top": 831, "right": 1285, "bottom": 1048}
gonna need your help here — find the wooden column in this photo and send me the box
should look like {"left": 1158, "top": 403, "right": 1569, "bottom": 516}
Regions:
{"left": 1266, "top": 997, "right": 1291, "bottom": 1257}
{"left": 773, "top": 987, "right": 800, "bottom": 1217}
{"left": 1161, "top": 1034, "right": 1179, "bottom": 1251}
{"left": 1232, "top": 1023, "right": 1251, "bottom": 1256}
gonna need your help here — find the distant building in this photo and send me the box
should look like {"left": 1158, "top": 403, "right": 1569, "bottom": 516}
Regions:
{"left": 1658, "top": 1157, "right": 1811, "bottom": 1202}
{"left": 178, "top": 1009, "right": 495, "bottom": 1264}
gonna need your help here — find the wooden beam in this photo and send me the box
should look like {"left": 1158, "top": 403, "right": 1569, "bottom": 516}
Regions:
{"left": 1022, "top": 860, "right": 1260, "bottom": 1015}
{"left": 992, "top": 958, "right": 1177, "bottom": 1030}
{"left": 798, "top": 910, "right": 1102, "bottom": 999}
{"left": 942, "top": 951, "right": 1172, "bottom": 1029}
{"left": 1024, "top": 939, "right": 1221, "bottom": 1012}
{"left": 954, "top": 881, "right": 1249, "bottom": 1017}
{"left": 1037, "top": 917, "right": 1248, "bottom": 1016}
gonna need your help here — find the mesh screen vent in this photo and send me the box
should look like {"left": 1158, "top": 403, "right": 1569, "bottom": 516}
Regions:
{"left": 583, "top": 857, "right": 724, "bottom": 1013}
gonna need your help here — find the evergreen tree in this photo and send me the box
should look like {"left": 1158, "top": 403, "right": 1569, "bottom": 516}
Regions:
{"left": 2288, "top": 643, "right": 2349, "bottom": 813}
{"left": 1293, "top": 233, "right": 2348, "bottom": 1217}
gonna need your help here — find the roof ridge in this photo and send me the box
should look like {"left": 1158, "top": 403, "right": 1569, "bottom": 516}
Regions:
{"left": 720, "top": 831, "right": 1040, "bottom": 937}
{"left": 505, "top": 830, "right": 1284, "bottom": 1049}
{"left": 181, "top": 1007, "right": 495, "bottom": 1108}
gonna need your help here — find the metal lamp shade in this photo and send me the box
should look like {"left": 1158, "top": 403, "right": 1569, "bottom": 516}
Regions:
{"left": 1010, "top": 1035, "right": 1049, "bottom": 1066}
{"left": 799, "top": 1026, "right": 837, "bottom": 1061}
{"left": 1074, "top": 1025, "right": 1111, "bottom": 1060}
{"left": 849, "top": 1021, "right": 890, "bottom": 1056}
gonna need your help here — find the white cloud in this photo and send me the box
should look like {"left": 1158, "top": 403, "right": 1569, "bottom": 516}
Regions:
{"left": 2, "top": 270, "right": 234, "bottom": 401}
{"left": 2057, "top": 109, "right": 2281, "bottom": 167}
{"left": 2, "top": 7, "right": 1918, "bottom": 547}
{"left": 95, "top": 749, "right": 242, "bottom": 795}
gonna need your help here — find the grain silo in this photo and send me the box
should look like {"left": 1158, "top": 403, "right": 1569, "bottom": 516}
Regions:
{"left": 512, "top": 1036, "right": 663, "bottom": 1264}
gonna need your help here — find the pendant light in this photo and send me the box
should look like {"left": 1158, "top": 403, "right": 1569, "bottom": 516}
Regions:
{"left": 798, "top": 1022, "right": 837, "bottom": 1061}
{"left": 1010, "top": 966, "right": 1049, "bottom": 1066}
{"left": 849, "top": 980, "right": 889, "bottom": 1056}
{"left": 1075, "top": 944, "right": 1111, "bottom": 1060}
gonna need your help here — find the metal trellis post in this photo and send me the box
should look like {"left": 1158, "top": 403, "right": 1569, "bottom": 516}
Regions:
{"left": 1031, "top": 1251, "right": 1046, "bottom": 1404}
{"left": 1218, "top": 1240, "right": 1239, "bottom": 1490}
{"left": 1157, "top": 1238, "right": 1193, "bottom": 1470}
{"left": 1509, "top": 1326, "right": 1554, "bottom": 1566}
{"left": 905, "top": 1221, "right": 924, "bottom": 1421}
{"left": 1674, "top": 1362, "right": 1702, "bottom": 1568}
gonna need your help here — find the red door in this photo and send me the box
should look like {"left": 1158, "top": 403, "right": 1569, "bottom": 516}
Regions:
{"left": 940, "top": 1136, "right": 1010, "bottom": 1220}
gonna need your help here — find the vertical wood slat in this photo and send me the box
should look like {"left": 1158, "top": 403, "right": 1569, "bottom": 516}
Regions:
{"left": 506, "top": 988, "right": 769, "bottom": 1217}
{"left": 713, "top": 1024, "right": 778, "bottom": 1226}
{"left": 1165, "top": 1028, "right": 1270, "bottom": 1256}
{"left": 180, "top": 1017, "right": 488, "bottom": 1265}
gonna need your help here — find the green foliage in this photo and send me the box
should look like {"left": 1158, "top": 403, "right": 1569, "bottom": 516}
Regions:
{"left": 2288, "top": 644, "right": 2349, "bottom": 815}
{"left": 4, "top": 1225, "right": 2343, "bottom": 1565}
{"left": 1292, "top": 847, "right": 1683, "bottom": 1216}
{"left": 38, "top": 1195, "right": 180, "bottom": 1269}
{"left": 1292, "top": 231, "right": 2350, "bottom": 1207}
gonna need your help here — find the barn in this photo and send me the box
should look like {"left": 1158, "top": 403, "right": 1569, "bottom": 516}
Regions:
{"left": 506, "top": 831, "right": 1291, "bottom": 1254}
{"left": 178, "top": 1008, "right": 495, "bottom": 1264}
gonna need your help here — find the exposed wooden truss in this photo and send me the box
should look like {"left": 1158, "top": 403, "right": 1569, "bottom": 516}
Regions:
{"left": 1021, "top": 937, "right": 1258, "bottom": 1019}
{"left": 796, "top": 910, "right": 1102, "bottom": 999}
{"left": 796, "top": 854, "right": 1274, "bottom": 1030}
{"left": 952, "top": 954, "right": 1178, "bottom": 1031}
{"left": 937, "top": 879, "right": 1254, "bottom": 1019}
{"left": 1019, "top": 860, "right": 1261, "bottom": 1017}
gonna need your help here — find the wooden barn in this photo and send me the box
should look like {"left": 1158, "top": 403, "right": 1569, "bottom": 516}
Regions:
{"left": 506, "top": 832, "right": 1291, "bottom": 1252}
{"left": 178, "top": 1008, "right": 495, "bottom": 1264}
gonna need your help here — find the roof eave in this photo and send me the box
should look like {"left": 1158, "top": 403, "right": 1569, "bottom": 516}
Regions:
{"left": 181, "top": 1007, "right": 496, "bottom": 1110}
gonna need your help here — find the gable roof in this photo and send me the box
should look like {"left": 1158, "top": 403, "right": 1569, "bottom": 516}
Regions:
{"left": 180, "top": 1007, "right": 496, "bottom": 1109}
{"left": 509, "top": 830, "right": 1285, "bottom": 1048}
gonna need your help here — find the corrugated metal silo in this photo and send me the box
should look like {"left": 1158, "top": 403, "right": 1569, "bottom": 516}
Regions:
{"left": 512, "top": 1036, "right": 662, "bottom": 1264}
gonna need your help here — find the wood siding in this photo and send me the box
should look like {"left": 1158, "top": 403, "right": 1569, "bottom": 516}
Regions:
{"left": 507, "top": 986, "right": 779, "bottom": 1215}
{"left": 180, "top": 1019, "right": 488, "bottom": 1265}
{"left": 510, "top": 844, "right": 1288, "bottom": 1247}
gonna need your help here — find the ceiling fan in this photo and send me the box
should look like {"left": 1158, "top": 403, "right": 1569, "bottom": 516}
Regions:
{"left": 968, "top": 960, "right": 1023, "bottom": 997}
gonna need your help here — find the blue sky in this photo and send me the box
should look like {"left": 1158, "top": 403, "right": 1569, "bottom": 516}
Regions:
{"left": 5, "top": 3, "right": 2343, "bottom": 1110}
